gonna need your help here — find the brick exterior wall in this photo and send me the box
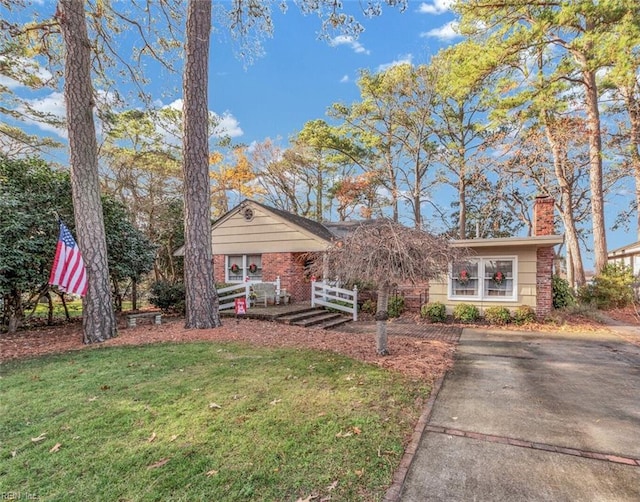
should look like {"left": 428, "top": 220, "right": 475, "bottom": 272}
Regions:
{"left": 536, "top": 246, "right": 555, "bottom": 318}
{"left": 213, "top": 255, "right": 225, "bottom": 284}
{"left": 534, "top": 195, "right": 556, "bottom": 318}
{"left": 395, "top": 285, "right": 429, "bottom": 311}
{"left": 262, "top": 252, "right": 310, "bottom": 302}
{"left": 213, "top": 252, "right": 311, "bottom": 303}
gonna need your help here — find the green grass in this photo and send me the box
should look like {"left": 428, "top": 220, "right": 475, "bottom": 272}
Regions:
{"left": 30, "top": 300, "right": 144, "bottom": 319}
{"left": 0, "top": 342, "right": 428, "bottom": 501}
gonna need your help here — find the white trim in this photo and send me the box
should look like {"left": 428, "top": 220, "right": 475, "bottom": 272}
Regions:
{"left": 225, "top": 254, "right": 263, "bottom": 283}
{"left": 448, "top": 256, "right": 518, "bottom": 302}
{"left": 450, "top": 235, "right": 563, "bottom": 248}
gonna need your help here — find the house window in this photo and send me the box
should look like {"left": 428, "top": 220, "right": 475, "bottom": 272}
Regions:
{"left": 226, "top": 254, "right": 262, "bottom": 282}
{"left": 449, "top": 257, "right": 517, "bottom": 301}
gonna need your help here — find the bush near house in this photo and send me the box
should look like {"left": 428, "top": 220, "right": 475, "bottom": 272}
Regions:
{"left": 484, "top": 306, "right": 511, "bottom": 325}
{"left": 388, "top": 295, "right": 405, "bottom": 318}
{"left": 149, "top": 281, "right": 185, "bottom": 314}
{"left": 421, "top": 302, "right": 447, "bottom": 323}
{"left": 360, "top": 299, "right": 377, "bottom": 314}
{"left": 513, "top": 305, "right": 536, "bottom": 325}
{"left": 578, "top": 264, "right": 635, "bottom": 309}
{"left": 553, "top": 275, "right": 575, "bottom": 309}
{"left": 453, "top": 303, "right": 479, "bottom": 323}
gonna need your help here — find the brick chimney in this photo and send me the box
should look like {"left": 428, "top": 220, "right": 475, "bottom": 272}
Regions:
{"left": 533, "top": 195, "right": 556, "bottom": 318}
{"left": 533, "top": 195, "right": 555, "bottom": 236}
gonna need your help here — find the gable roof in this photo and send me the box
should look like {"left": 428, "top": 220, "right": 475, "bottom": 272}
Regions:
{"left": 248, "top": 200, "right": 335, "bottom": 242}
{"left": 174, "top": 200, "right": 564, "bottom": 257}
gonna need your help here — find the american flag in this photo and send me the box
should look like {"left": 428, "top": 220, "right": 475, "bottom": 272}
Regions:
{"left": 49, "top": 221, "right": 88, "bottom": 297}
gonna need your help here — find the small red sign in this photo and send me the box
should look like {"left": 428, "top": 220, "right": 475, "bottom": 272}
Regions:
{"left": 235, "top": 297, "right": 247, "bottom": 315}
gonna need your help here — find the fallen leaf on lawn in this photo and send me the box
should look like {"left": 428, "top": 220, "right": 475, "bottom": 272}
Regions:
{"left": 206, "top": 469, "right": 218, "bottom": 477}
{"left": 295, "top": 495, "right": 317, "bottom": 502}
{"left": 147, "top": 458, "right": 170, "bottom": 469}
{"left": 209, "top": 402, "right": 222, "bottom": 409}
{"left": 270, "top": 399, "right": 282, "bottom": 405}
{"left": 335, "top": 430, "right": 353, "bottom": 438}
{"left": 169, "top": 435, "right": 178, "bottom": 442}
{"left": 352, "top": 426, "right": 361, "bottom": 435}
{"left": 100, "top": 385, "right": 110, "bottom": 391}
{"left": 49, "top": 443, "right": 62, "bottom": 453}
{"left": 88, "top": 396, "right": 98, "bottom": 402}
{"left": 326, "top": 480, "right": 338, "bottom": 491}
{"left": 147, "top": 432, "right": 156, "bottom": 443}
{"left": 11, "top": 450, "right": 17, "bottom": 458}
{"left": 31, "top": 433, "right": 46, "bottom": 443}
{"left": 354, "top": 468, "right": 364, "bottom": 477}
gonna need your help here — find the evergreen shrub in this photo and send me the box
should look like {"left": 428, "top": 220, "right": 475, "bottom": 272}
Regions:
{"left": 452, "top": 303, "right": 479, "bottom": 323}
{"left": 421, "top": 302, "right": 447, "bottom": 323}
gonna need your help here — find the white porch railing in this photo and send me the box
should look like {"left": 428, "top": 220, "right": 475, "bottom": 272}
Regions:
{"left": 217, "top": 277, "right": 282, "bottom": 311}
{"left": 311, "top": 280, "right": 358, "bottom": 321}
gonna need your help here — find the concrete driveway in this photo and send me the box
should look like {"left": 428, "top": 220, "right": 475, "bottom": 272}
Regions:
{"left": 397, "top": 328, "right": 640, "bottom": 501}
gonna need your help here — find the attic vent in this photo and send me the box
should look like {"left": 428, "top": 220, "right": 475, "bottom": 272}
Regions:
{"left": 243, "top": 207, "right": 254, "bottom": 221}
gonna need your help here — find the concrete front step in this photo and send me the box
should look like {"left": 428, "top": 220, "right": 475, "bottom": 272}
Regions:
{"left": 277, "top": 308, "right": 352, "bottom": 330}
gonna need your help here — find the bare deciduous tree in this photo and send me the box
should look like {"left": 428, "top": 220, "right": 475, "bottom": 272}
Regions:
{"left": 310, "top": 220, "right": 468, "bottom": 355}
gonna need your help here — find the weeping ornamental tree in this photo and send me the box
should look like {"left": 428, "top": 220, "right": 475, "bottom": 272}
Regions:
{"left": 314, "top": 220, "right": 467, "bottom": 355}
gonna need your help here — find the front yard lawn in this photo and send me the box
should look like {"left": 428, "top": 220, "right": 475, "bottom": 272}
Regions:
{"left": 0, "top": 342, "right": 428, "bottom": 501}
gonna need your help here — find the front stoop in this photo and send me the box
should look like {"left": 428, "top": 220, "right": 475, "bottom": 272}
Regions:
{"left": 276, "top": 308, "right": 352, "bottom": 330}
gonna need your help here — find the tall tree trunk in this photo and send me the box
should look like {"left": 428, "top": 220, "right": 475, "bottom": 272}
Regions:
{"left": 57, "top": 0, "right": 117, "bottom": 344}
{"left": 623, "top": 87, "right": 640, "bottom": 241}
{"left": 582, "top": 68, "right": 608, "bottom": 273}
{"left": 458, "top": 177, "right": 466, "bottom": 239}
{"left": 384, "top": 142, "right": 399, "bottom": 222}
{"left": 375, "top": 283, "right": 390, "bottom": 355}
{"left": 315, "top": 156, "right": 323, "bottom": 221}
{"left": 544, "top": 120, "right": 586, "bottom": 286}
{"left": 566, "top": 247, "right": 574, "bottom": 289}
{"left": 182, "top": 0, "right": 221, "bottom": 329}
{"left": 132, "top": 279, "right": 138, "bottom": 311}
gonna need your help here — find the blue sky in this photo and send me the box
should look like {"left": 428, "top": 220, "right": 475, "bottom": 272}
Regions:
{"left": 1, "top": 0, "right": 636, "bottom": 268}
{"left": 204, "top": 1, "right": 458, "bottom": 144}
{"left": 2, "top": 1, "right": 459, "bottom": 155}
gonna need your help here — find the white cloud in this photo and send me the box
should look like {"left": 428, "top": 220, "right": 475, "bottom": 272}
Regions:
{"left": 212, "top": 111, "right": 243, "bottom": 138}
{"left": 167, "top": 99, "right": 183, "bottom": 111}
{"left": 340, "top": 74, "right": 350, "bottom": 83}
{"left": 330, "top": 35, "right": 370, "bottom": 55}
{"left": 420, "top": 21, "right": 460, "bottom": 41}
{"left": 416, "top": 0, "right": 453, "bottom": 15}
{"left": 0, "top": 56, "right": 53, "bottom": 89}
{"left": 162, "top": 99, "right": 242, "bottom": 138}
{"left": 376, "top": 54, "right": 413, "bottom": 73}
{"left": 19, "top": 91, "right": 67, "bottom": 138}
{"left": 0, "top": 74, "right": 21, "bottom": 90}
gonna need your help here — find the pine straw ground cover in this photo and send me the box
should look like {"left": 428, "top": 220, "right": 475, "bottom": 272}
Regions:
{"left": 0, "top": 317, "right": 456, "bottom": 382}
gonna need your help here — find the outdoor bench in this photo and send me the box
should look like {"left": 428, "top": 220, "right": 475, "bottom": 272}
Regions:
{"left": 126, "top": 311, "right": 162, "bottom": 328}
